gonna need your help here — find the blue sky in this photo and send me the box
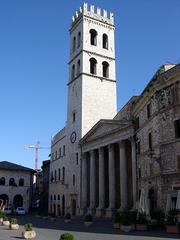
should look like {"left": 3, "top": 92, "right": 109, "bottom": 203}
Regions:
{"left": 0, "top": 0, "right": 179, "bottom": 169}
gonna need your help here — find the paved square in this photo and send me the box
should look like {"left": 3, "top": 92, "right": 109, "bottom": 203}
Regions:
{"left": 0, "top": 215, "right": 179, "bottom": 240}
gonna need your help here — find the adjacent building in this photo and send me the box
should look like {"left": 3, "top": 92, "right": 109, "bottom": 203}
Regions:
{"left": 0, "top": 161, "right": 34, "bottom": 212}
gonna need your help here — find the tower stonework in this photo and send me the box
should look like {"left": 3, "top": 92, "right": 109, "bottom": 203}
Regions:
{"left": 49, "top": 3, "right": 117, "bottom": 217}
{"left": 67, "top": 3, "right": 117, "bottom": 140}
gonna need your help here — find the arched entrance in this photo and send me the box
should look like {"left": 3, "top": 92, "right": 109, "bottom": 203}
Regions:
{"left": 0, "top": 194, "right": 9, "bottom": 206}
{"left": 62, "top": 195, "right": 65, "bottom": 216}
{"left": 72, "top": 199, "right": 76, "bottom": 216}
{"left": 13, "top": 195, "right": 23, "bottom": 209}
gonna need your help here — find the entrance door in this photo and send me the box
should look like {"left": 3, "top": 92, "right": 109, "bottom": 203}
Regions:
{"left": 13, "top": 195, "right": 23, "bottom": 209}
{"left": 72, "top": 199, "right": 76, "bottom": 216}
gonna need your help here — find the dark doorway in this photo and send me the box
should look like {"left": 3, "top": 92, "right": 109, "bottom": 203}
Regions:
{"left": 62, "top": 195, "right": 65, "bottom": 216}
{"left": 13, "top": 195, "right": 23, "bottom": 208}
{"left": 72, "top": 199, "right": 76, "bottom": 216}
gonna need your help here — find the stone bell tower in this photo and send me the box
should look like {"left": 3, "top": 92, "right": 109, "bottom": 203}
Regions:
{"left": 67, "top": 3, "right": 117, "bottom": 142}
{"left": 65, "top": 3, "right": 117, "bottom": 215}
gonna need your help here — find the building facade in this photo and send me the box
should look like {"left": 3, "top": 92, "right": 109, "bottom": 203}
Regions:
{"left": 80, "top": 64, "right": 180, "bottom": 216}
{"left": 0, "top": 161, "right": 34, "bottom": 212}
{"left": 49, "top": 3, "right": 117, "bottom": 216}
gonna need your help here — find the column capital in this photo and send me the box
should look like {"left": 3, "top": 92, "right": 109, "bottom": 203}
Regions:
{"left": 108, "top": 143, "right": 114, "bottom": 152}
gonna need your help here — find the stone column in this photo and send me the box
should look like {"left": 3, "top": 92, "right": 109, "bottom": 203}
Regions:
{"left": 107, "top": 144, "right": 115, "bottom": 215}
{"left": 97, "top": 147, "right": 105, "bottom": 216}
{"left": 81, "top": 153, "right": 87, "bottom": 212}
{"left": 131, "top": 138, "right": 137, "bottom": 210}
{"left": 119, "top": 140, "right": 127, "bottom": 210}
{"left": 90, "top": 150, "right": 96, "bottom": 210}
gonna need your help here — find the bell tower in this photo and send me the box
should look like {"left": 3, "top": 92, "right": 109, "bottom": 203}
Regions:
{"left": 67, "top": 3, "right": 117, "bottom": 143}
{"left": 65, "top": 4, "right": 117, "bottom": 214}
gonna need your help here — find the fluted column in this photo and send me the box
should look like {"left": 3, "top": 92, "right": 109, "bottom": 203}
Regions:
{"left": 81, "top": 153, "right": 87, "bottom": 210}
{"left": 108, "top": 144, "right": 115, "bottom": 209}
{"left": 131, "top": 138, "right": 137, "bottom": 209}
{"left": 90, "top": 150, "right": 96, "bottom": 209}
{"left": 119, "top": 140, "right": 127, "bottom": 210}
{"left": 98, "top": 147, "right": 105, "bottom": 210}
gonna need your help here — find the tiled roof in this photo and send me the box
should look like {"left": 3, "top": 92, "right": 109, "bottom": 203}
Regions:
{"left": 0, "top": 161, "right": 34, "bottom": 172}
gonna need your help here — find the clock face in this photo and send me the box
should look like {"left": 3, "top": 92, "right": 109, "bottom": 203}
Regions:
{"left": 70, "top": 131, "right": 76, "bottom": 143}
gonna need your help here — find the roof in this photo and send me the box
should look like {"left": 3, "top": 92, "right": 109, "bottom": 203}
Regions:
{"left": 0, "top": 161, "right": 34, "bottom": 172}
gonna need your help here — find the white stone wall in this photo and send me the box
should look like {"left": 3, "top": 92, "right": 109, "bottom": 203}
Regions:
{"left": 0, "top": 170, "right": 32, "bottom": 212}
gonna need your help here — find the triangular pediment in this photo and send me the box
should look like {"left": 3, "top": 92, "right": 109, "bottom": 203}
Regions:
{"left": 80, "top": 119, "right": 131, "bottom": 143}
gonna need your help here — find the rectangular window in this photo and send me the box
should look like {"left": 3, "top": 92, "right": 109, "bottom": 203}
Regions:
{"left": 73, "top": 112, "right": 76, "bottom": 122}
{"left": 59, "top": 148, "right": 61, "bottom": 158}
{"left": 177, "top": 156, "right": 180, "bottom": 170}
{"left": 58, "top": 168, "right": 61, "bottom": 181}
{"left": 147, "top": 103, "right": 151, "bottom": 119}
{"left": 174, "top": 119, "right": 180, "bottom": 138}
{"left": 63, "top": 145, "right": 65, "bottom": 156}
{"left": 148, "top": 132, "right": 152, "bottom": 150}
{"left": 73, "top": 174, "right": 75, "bottom": 186}
{"left": 76, "top": 152, "right": 78, "bottom": 165}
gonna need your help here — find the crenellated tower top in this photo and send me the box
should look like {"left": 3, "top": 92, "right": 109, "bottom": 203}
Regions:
{"left": 71, "top": 2, "right": 114, "bottom": 27}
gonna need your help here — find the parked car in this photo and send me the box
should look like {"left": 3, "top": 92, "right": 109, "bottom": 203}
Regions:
{"left": 4, "top": 206, "right": 12, "bottom": 215}
{"left": 15, "top": 207, "right": 26, "bottom": 215}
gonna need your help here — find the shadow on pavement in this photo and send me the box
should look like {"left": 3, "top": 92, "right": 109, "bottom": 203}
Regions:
{"left": 15, "top": 214, "right": 179, "bottom": 239}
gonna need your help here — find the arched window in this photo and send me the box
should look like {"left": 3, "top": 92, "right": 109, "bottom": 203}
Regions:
{"left": 102, "top": 61, "right": 109, "bottom": 78}
{"left": 90, "top": 29, "right": 97, "bottom": 46}
{"left": 54, "top": 195, "right": 56, "bottom": 201}
{"left": 73, "top": 174, "right": 75, "bottom": 186}
{"left": 77, "top": 59, "right": 80, "bottom": 75}
{"left": 102, "top": 34, "right": 108, "bottom": 49}
{"left": 73, "top": 36, "right": 76, "bottom": 52}
{"left": 62, "top": 167, "right": 65, "bottom": 182}
{"left": 9, "top": 178, "right": 15, "bottom": 186}
{"left": 78, "top": 32, "right": 81, "bottom": 48}
{"left": 19, "top": 178, "right": 24, "bottom": 186}
{"left": 0, "top": 177, "right": 5, "bottom": 185}
{"left": 89, "top": 58, "right": 97, "bottom": 75}
{"left": 71, "top": 64, "right": 75, "bottom": 80}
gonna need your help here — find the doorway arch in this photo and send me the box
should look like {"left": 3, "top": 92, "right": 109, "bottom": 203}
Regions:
{"left": 72, "top": 199, "right": 76, "bottom": 216}
{"left": 0, "top": 194, "right": 9, "bottom": 206}
{"left": 13, "top": 194, "right": 23, "bottom": 208}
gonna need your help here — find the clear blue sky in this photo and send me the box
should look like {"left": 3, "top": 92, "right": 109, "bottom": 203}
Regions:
{"left": 0, "top": 0, "right": 179, "bottom": 169}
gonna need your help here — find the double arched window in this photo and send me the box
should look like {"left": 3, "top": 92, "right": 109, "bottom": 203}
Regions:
{"left": 0, "top": 177, "right": 5, "bottom": 185}
{"left": 90, "top": 29, "right": 97, "bottom": 46}
{"left": 77, "top": 60, "right": 80, "bottom": 75}
{"left": 62, "top": 167, "right": 65, "bottom": 182}
{"left": 72, "top": 64, "right": 75, "bottom": 80}
{"left": 19, "top": 178, "right": 24, "bottom": 186}
{"left": 9, "top": 178, "right": 15, "bottom": 186}
{"left": 102, "top": 61, "right": 109, "bottom": 78}
{"left": 103, "top": 34, "right": 108, "bottom": 49}
{"left": 78, "top": 32, "right": 81, "bottom": 48}
{"left": 73, "top": 37, "right": 76, "bottom": 52}
{"left": 89, "top": 58, "right": 97, "bottom": 75}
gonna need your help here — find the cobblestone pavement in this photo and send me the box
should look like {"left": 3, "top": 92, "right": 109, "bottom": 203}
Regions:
{"left": 0, "top": 215, "right": 179, "bottom": 240}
